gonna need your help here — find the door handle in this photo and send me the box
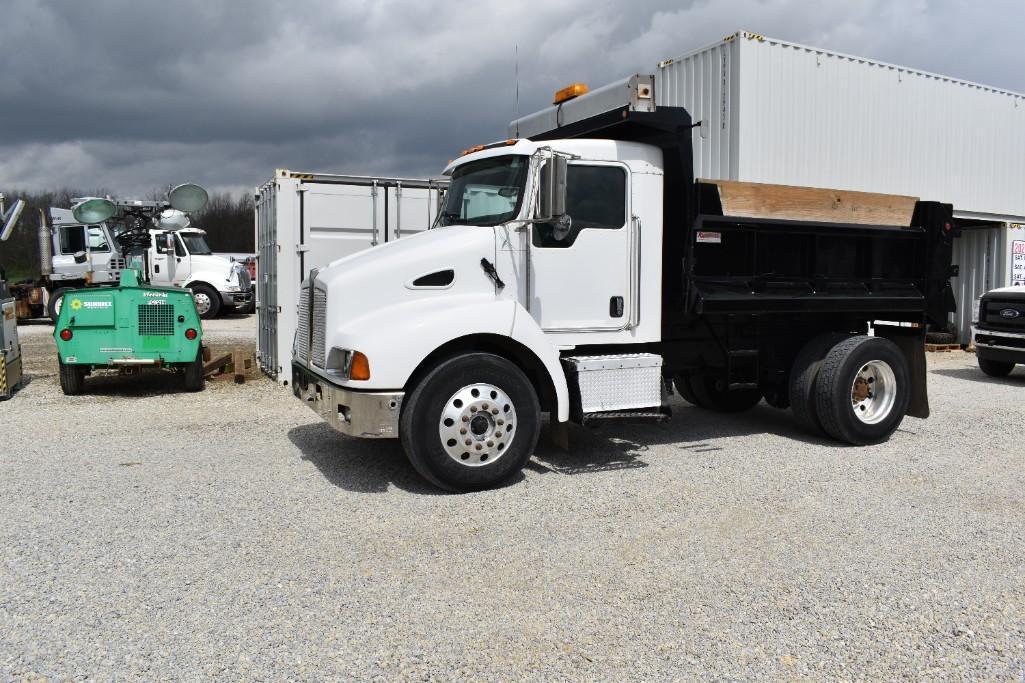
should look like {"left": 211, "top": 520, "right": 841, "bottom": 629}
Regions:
{"left": 154, "top": 264, "right": 160, "bottom": 273}
{"left": 610, "top": 296, "right": 624, "bottom": 318}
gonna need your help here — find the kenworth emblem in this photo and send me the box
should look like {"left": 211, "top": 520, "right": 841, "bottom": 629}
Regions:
{"left": 1000, "top": 308, "right": 1021, "bottom": 319}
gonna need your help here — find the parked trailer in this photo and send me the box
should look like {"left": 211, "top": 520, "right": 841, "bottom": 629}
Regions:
{"left": 513, "top": 32, "right": 1025, "bottom": 343}
{"left": 291, "top": 81, "right": 957, "bottom": 492}
{"left": 254, "top": 170, "right": 447, "bottom": 383}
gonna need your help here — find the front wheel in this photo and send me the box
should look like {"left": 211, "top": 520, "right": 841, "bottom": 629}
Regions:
{"left": 814, "top": 336, "right": 910, "bottom": 445}
{"left": 978, "top": 357, "right": 1015, "bottom": 377}
{"left": 191, "top": 284, "right": 221, "bottom": 319}
{"left": 400, "top": 353, "right": 540, "bottom": 492}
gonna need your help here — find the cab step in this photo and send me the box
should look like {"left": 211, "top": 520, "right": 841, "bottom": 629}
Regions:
{"left": 562, "top": 353, "right": 667, "bottom": 424}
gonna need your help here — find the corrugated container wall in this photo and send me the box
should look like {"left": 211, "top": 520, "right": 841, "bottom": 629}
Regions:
{"left": 656, "top": 32, "right": 1025, "bottom": 220}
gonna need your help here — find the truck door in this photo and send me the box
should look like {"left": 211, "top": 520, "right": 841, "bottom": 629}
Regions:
{"left": 150, "top": 232, "right": 188, "bottom": 286}
{"left": 528, "top": 162, "right": 634, "bottom": 331}
{"left": 84, "top": 225, "right": 115, "bottom": 283}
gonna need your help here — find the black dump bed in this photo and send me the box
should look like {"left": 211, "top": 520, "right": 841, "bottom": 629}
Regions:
{"left": 528, "top": 106, "right": 958, "bottom": 333}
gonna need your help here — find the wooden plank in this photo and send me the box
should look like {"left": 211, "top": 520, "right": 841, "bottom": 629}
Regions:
{"left": 701, "top": 179, "right": 919, "bottom": 226}
{"left": 203, "top": 353, "right": 232, "bottom": 376}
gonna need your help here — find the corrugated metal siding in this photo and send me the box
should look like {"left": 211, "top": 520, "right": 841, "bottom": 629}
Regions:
{"left": 657, "top": 33, "right": 1025, "bottom": 219}
{"left": 951, "top": 227, "right": 1006, "bottom": 344}
{"left": 657, "top": 38, "right": 740, "bottom": 181}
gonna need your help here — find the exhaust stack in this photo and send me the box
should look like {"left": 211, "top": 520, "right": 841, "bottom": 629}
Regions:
{"left": 38, "top": 208, "right": 53, "bottom": 277}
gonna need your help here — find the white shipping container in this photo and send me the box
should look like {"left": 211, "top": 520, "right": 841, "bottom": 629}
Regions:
{"left": 656, "top": 31, "right": 1025, "bottom": 220}
{"left": 255, "top": 170, "right": 446, "bottom": 383}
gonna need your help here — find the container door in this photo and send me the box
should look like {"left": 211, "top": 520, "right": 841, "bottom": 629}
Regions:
{"left": 385, "top": 184, "right": 442, "bottom": 242}
{"left": 950, "top": 226, "right": 1004, "bottom": 344}
{"left": 301, "top": 182, "right": 384, "bottom": 274}
{"left": 528, "top": 162, "right": 634, "bottom": 331}
{"left": 255, "top": 182, "right": 278, "bottom": 375}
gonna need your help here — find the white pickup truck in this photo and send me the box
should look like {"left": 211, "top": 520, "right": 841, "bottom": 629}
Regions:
{"left": 973, "top": 286, "right": 1025, "bottom": 376}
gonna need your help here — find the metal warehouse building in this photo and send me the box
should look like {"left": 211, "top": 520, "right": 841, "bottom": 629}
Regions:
{"left": 517, "top": 31, "right": 1025, "bottom": 343}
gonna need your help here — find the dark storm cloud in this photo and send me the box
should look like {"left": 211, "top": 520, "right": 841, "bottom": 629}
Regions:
{"left": 0, "top": 0, "right": 1022, "bottom": 194}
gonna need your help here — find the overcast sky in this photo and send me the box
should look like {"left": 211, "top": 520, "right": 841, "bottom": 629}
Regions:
{"left": 0, "top": 0, "right": 1022, "bottom": 196}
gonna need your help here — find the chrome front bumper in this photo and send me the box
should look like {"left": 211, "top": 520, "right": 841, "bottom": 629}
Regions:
{"left": 220, "top": 289, "right": 254, "bottom": 308}
{"left": 973, "top": 326, "right": 1025, "bottom": 350}
{"left": 292, "top": 362, "right": 403, "bottom": 438}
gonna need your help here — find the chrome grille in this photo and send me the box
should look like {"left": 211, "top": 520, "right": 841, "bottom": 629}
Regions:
{"left": 311, "top": 288, "right": 327, "bottom": 367}
{"left": 296, "top": 286, "right": 311, "bottom": 362}
{"left": 236, "top": 264, "right": 252, "bottom": 291}
{"left": 138, "top": 304, "right": 175, "bottom": 336}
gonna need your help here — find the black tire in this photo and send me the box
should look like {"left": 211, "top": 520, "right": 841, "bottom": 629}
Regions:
{"left": 925, "top": 331, "right": 957, "bottom": 345}
{"left": 788, "top": 333, "right": 849, "bottom": 436}
{"left": 815, "top": 336, "right": 910, "bottom": 445}
{"left": 672, "top": 374, "right": 700, "bottom": 406}
{"left": 978, "top": 357, "right": 1015, "bottom": 377}
{"left": 687, "top": 375, "right": 762, "bottom": 412}
{"left": 48, "top": 288, "right": 70, "bottom": 323}
{"left": 58, "top": 358, "right": 86, "bottom": 395}
{"left": 400, "top": 353, "right": 540, "bottom": 492}
{"left": 190, "top": 284, "right": 221, "bottom": 319}
{"left": 183, "top": 348, "right": 205, "bottom": 391}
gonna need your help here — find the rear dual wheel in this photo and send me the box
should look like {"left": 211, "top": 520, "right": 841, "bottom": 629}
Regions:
{"left": 791, "top": 335, "right": 909, "bottom": 445}
{"left": 400, "top": 353, "right": 540, "bottom": 492}
{"left": 674, "top": 374, "right": 762, "bottom": 412}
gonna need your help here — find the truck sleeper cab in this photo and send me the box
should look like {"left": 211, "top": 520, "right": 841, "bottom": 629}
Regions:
{"left": 293, "top": 102, "right": 957, "bottom": 492}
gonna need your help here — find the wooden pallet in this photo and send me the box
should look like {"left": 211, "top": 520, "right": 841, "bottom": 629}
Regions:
{"left": 925, "top": 343, "right": 961, "bottom": 352}
{"left": 202, "top": 346, "right": 257, "bottom": 383}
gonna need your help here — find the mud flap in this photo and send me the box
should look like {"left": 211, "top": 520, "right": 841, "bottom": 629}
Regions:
{"left": 875, "top": 324, "right": 929, "bottom": 419}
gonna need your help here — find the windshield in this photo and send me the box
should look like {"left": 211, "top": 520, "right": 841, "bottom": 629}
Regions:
{"left": 437, "top": 155, "right": 528, "bottom": 227}
{"left": 180, "top": 233, "right": 212, "bottom": 255}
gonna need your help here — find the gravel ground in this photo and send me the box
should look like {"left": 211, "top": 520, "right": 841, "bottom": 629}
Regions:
{"left": 2, "top": 317, "right": 1024, "bottom": 680}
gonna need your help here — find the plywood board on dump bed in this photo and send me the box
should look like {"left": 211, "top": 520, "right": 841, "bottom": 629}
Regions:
{"left": 700, "top": 179, "right": 919, "bottom": 226}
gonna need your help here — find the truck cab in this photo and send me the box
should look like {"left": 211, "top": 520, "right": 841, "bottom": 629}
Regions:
{"left": 148, "top": 223, "right": 253, "bottom": 318}
{"left": 293, "top": 98, "right": 957, "bottom": 492}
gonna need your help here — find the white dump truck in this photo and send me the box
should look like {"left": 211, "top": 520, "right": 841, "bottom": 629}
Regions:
{"left": 292, "top": 80, "right": 958, "bottom": 492}
{"left": 10, "top": 201, "right": 251, "bottom": 320}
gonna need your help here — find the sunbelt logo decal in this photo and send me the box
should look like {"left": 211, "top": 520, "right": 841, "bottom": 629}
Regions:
{"left": 69, "top": 298, "right": 112, "bottom": 310}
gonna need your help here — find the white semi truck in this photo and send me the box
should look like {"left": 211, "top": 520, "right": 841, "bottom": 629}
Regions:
{"left": 11, "top": 202, "right": 251, "bottom": 321}
{"left": 292, "top": 80, "right": 958, "bottom": 492}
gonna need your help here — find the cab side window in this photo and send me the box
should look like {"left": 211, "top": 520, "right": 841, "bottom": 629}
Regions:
{"left": 533, "top": 165, "right": 627, "bottom": 248}
{"left": 59, "top": 225, "right": 86, "bottom": 254}
{"left": 87, "top": 226, "right": 110, "bottom": 252}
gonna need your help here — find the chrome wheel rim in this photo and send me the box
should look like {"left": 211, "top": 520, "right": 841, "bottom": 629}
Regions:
{"left": 193, "top": 292, "right": 212, "bottom": 315}
{"left": 438, "top": 383, "right": 517, "bottom": 466}
{"left": 53, "top": 296, "right": 63, "bottom": 316}
{"left": 850, "top": 360, "right": 896, "bottom": 424}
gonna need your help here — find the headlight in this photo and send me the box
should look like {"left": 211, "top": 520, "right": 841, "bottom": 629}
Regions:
{"left": 326, "top": 348, "right": 370, "bottom": 380}
{"left": 973, "top": 298, "right": 982, "bottom": 322}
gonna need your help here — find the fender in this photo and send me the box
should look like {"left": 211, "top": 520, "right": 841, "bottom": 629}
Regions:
{"left": 323, "top": 294, "right": 571, "bottom": 422}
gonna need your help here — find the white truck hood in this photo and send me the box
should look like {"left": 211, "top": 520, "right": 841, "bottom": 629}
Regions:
{"left": 314, "top": 224, "right": 503, "bottom": 340}
{"left": 189, "top": 253, "right": 235, "bottom": 284}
